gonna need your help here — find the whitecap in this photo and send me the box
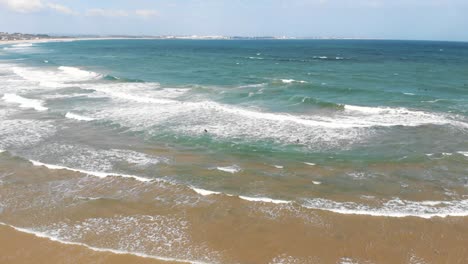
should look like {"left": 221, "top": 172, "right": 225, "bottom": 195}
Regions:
{"left": 30, "top": 160, "right": 153, "bottom": 182}
{"left": 239, "top": 196, "right": 291, "bottom": 204}
{"left": 12, "top": 66, "right": 102, "bottom": 87}
{"left": 2, "top": 93, "right": 48, "bottom": 111}
{"left": 0, "top": 222, "right": 210, "bottom": 264}
{"left": 238, "top": 83, "right": 266, "bottom": 88}
{"left": 303, "top": 198, "right": 468, "bottom": 219}
{"left": 12, "top": 43, "right": 34, "bottom": 47}
{"left": 191, "top": 187, "right": 221, "bottom": 196}
{"left": 281, "top": 79, "right": 307, "bottom": 84}
{"left": 65, "top": 112, "right": 95, "bottom": 121}
{"left": 216, "top": 165, "right": 241, "bottom": 174}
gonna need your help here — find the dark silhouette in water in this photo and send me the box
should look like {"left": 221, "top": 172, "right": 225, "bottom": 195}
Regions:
{"left": 204, "top": 129, "right": 208, "bottom": 133}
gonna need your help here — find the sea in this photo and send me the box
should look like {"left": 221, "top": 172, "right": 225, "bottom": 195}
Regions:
{"left": 0, "top": 39, "right": 467, "bottom": 263}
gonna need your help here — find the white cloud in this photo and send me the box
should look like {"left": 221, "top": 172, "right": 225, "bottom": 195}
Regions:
{"left": 0, "top": 2, "right": 157, "bottom": 18}
{"left": 47, "top": 3, "right": 77, "bottom": 15}
{"left": 0, "top": 0, "right": 76, "bottom": 15}
{"left": 135, "top": 9, "right": 158, "bottom": 18}
{"left": 86, "top": 8, "right": 129, "bottom": 17}
{"left": 0, "top": 0, "right": 43, "bottom": 13}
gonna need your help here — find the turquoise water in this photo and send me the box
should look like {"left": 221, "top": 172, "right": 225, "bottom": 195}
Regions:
{"left": 1, "top": 39, "right": 468, "bottom": 218}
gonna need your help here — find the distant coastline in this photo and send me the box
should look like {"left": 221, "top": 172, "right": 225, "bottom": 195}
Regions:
{"left": 0, "top": 31, "right": 383, "bottom": 45}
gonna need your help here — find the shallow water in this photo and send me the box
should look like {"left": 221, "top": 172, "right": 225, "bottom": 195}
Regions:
{"left": 1, "top": 39, "right": 468, "bottom": 263}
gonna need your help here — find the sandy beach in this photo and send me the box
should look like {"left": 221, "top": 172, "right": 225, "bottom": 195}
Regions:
{"left": 0, "top": 224, "right": 183, "bottom": 264}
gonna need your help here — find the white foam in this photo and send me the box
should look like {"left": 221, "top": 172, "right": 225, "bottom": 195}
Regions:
{"left": 239, "top": 196, "right": 291, "bottom": 204}
{"left": 0, "top": 222, "right": 210, "bottom": 264}
{"left": 422, "top": 99, "right": 444, "bottom": 103}
{"left": 30, "top": 160, "right": 153, "bottom": 182}
{"left": 191, "top": 188, "right": 221, "bottom": 196}
{"left": 312, "top": 181, "right": 322, "bottom": 185}
{"left": 304, "top": 162, "right": 316, "bottom": 166}
{"left": 404, "top": 93, "right": 415, "bottom": 96}
{"left": 281, "top": 79, "right": 307, "bottom": 84}
{"left": 0, "top": 119, "right": 56, "bottom": 150}
{"left": 65, "top": 112, "right": 95, "bottom": 121}
{"left": 458, "top": 151, "right": 468, "bottom": 157}
{"left": 85, "top": 83, "right": 185, "bottom": 104}
{"left": 26, "top": 144, "right": 166, "bottom": 174}
{"left": 216, "top": 165, "right": 241, "bottom": 174}
{"left": 238, "top": 83, "right": 266, "bottom": 88}
{"left": 12, "top": 43, "right": 34, "bottom": 47}
{"left": 273, "top": 165, "right": 284, "bottom": 169}
{"left": 2, "top": 93, "right": 48, "bottom": 111}
{"left": 12, "top": 66, "right": 101, "bottom": 87}
{"left": 303, "top": 198, "right": 468, "bottom": 219}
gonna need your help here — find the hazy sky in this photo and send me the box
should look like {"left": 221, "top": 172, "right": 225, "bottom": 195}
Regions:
{"left": 0, "top": 0, "right": 467, "bottom": 41}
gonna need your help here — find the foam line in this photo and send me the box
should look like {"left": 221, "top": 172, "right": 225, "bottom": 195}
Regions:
{"left": 238, "top": 196, "right": 292, "bottom": 204}
{"left": 30, "top": 160, "right": 152, "bottom": 182}
{"left": 2, "top": 93, "right": 48, "bottom": 111}
{"left": 65, "top": 112, "right": 95, "bottom": 121}
{"left": 0, "top": 222, "right": 209, "bottom": 264}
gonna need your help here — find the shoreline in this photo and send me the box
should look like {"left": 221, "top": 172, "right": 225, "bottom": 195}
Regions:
{"left": 0, "top": 223, "right": 191, "bottom": 264}
{"left": 0, "top": 37, "right": 166, "bottom": 45}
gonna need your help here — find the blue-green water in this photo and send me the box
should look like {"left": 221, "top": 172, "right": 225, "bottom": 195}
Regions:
{"left": 1, "top": 39, "right": 468, "bottom": 218}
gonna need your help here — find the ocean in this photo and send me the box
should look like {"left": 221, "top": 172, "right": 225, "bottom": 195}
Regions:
{"left": 1, "top": 39, "right": 468, "bottom": 263}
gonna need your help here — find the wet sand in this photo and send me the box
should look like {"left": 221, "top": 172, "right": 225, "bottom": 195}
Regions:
{"left": 1, "top": 156, "right": 468, "bottom": 263}
{"left": 0, "top": 225, "right": 183, "bottom": 264}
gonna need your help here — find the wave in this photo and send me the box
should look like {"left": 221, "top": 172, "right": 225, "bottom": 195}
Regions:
{"left": 30, "top": 160, "right": 153, "bottom": 182}
{"left": 12, "top": 43, "right": 34, "bottom": 47}
{"left": 3, "top": 43, "right": 35, "bottom": 51}
{"left": 214, "top": 102, "right": 468, "bottom": 129}
{"left": 12, "top": 66, "right": 102, "bottom": 87}
{"left": 238, "top": 196, "right": 291, "bottom": 204}
{"left": 103, "top": 75, "right": 144, "bottom": 82}
{"left": 91, "top": 92, "right": 467, "bottom": 149}
{"left": 303, "top": 198, "right": 468, "bottom": 219}
{"left": 65, "top": 112, "right": 95, "bottom": 121}
{"left": 216, "top": 165, "right": 241, "bottom": 174}
{"left": 238, "top": 83, "right": 267, "bottom": 88}
{"left": 0, "top": 223, "right": 209, "bottom": 264}
{"left": 422, "top": 99, "right": 446, "bottom": 103}
{"left": 280, "top": 79, "right": 307, "bottom": 84}
{"left": 84, "top": 82, "right": 187, "bottom": 104}
{"left": 24, "top": 157, "right": 468, "bottom": 219}
{"left": 191, "top": 188, "right": 222, "bottom": 196}
{"left": 189, "top": 186, "right": 468, "bottom": 218}
{"left": 190, "top": 187, "right": 289, "bottom": 204}
{"left": 289, "top": 96, "right": 344, "bottom": 109}
{"left": 2, "top": 93, "right": 48, "bottom": 111}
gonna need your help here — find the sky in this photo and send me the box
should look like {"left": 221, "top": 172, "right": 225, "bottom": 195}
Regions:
{"left": 0, "top": 0, "right": 467, "bottom": 41}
